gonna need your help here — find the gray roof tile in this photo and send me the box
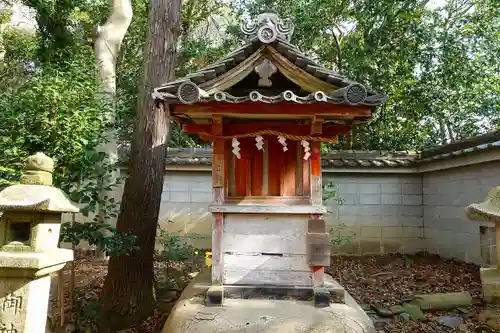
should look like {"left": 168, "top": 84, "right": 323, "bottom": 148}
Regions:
{"left": 153, "top": 13, "right": 388, "bottom": 107}
{"left": 117, "top": 130, "right": 500, "bottom": 169}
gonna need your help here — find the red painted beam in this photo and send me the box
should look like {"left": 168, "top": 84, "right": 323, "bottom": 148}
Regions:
{"left": 174, "top": 102, "right": 371, "bottom": 118}
{"left": 183, "top": 123, "right": 351, "bottom": 137}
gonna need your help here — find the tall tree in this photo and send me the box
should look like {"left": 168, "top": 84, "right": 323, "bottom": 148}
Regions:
{"left": 99, "top": 0, "right": 182, "bottom": 330}
{"left": 93, "top": 0, "right": 133, "bottom": 259}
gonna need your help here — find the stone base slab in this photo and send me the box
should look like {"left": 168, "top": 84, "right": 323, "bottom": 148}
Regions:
{"left": 208, "top": 279, "right": 345, "bottom": 306}
{"left": 164, "top": 271, "right": 375, "bottom": 333}
{"left": 480, "top": 267, "right": 500, "bottom": 304}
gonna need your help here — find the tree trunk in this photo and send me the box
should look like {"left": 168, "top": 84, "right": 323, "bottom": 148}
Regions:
{"left": 0, "top": 25, "right": 5, "bottom": 67}
{"left": 0, "top": 14, "right": 10, "bottom": 67}
{"left": 94, "top": 0, "right": 133, "bottom": 260}
{"left": 445, "top": 120, "right": 455, "bottom": 143}
{"left": 438, "top": 118, "right": 449, "bottom": 144}
{"left": 98, "top": 0, "right": 182, "bottom": 331}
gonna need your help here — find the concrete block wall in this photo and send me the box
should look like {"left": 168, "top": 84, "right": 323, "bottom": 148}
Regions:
{"left": 324, "top": 173, "right": 425, "bottom": 255}
{"left": 423, "top": 160, "right": 500, "bottom": 264}
{"left": 65, "top": 155, "right": 499, "bottom": 264}
{"left": 158, "top": 171, "right": 213, "bottom": 248}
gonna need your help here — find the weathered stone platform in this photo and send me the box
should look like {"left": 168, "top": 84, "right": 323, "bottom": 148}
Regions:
{"left": 162, "top": 271, "right": 376, "bottom": 333}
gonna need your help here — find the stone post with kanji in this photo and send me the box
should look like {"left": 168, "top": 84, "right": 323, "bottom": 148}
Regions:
{"left": 466, "top": 186, "right": 500, "bottom": 303}
{"left": 0, "top": 152, "right": 78, "bottom": 332}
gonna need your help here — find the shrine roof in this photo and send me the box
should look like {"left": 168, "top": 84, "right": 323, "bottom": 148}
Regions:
{"left": 153, "top": 13, "right": 388, "bottom": 108}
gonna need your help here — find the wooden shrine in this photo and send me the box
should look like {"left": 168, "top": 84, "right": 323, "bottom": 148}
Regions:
{"left": 153, "top": 13, "right": 387, "bottom": 306}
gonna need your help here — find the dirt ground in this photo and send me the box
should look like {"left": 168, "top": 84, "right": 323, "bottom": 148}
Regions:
{"left": 329, "top": 253, "right": 499, "bottom": 332}
{"left": 49, "top": 252, "right": 499, "bottom": 333}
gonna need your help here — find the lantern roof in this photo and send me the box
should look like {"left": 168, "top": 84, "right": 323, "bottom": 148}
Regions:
{"left": 153, "top": 13, "right": 388, "bottom": 108}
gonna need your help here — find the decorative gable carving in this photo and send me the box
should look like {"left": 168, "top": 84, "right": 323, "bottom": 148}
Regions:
{"left": 255, "top": 58, "right": 277, "bottom": 87}
{"left": 241, "top": 13, "right": 295, "bottom": 43}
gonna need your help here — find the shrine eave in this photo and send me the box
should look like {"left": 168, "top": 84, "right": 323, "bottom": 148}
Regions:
{"left": 152, "top": 13, "right": 388, "bottom": 109}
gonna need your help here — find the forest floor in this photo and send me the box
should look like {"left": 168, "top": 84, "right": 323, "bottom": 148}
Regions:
{"left": 49, "top": 252, "right": 499, "bottom": 333}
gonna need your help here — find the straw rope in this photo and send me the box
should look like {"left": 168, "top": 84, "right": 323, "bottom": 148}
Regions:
{"left": 199, "top": 130, "right": 339, "bottom": 143}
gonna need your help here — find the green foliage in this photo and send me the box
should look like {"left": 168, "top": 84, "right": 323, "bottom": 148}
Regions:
{"left": 0, "top": 2, "right": 137, "bottom": 258}
{"left": 329, "top": 223, "right": 356, "bottom": 247}
{"left": 157, "top": 228, "right": 196, "bottom": 262}
{"left": 21, "top": 0, "right": 108, "bottom": 63}
{"left": 322, "top": 181, "right": 344, "bottom": 207}
{"left": 0, "top": 9, "right": 12, "bottom": 25}
{"left": 1, "top": 28, "right": 38, "bottom": 61}
{"left": 322, "top": 181, "right": 355, "bottom": 246}
{"left": 233, "top": 0, "right": 499, "bottom": 150}
{"left": 156, "top": 225, "right": 209, "bottom": 263}
{"left": 4, "top": 0, "right": 498, "bottom": 154}
{"left": 0, "top": 48, "right": 106, "bottom": 186}
{"left": 72, "top": 290, "right": 102, "bottom": 333}
{"left": 60, "top": 222, "right": 139, "bottom": 257}
{"left": 155, "top": 225, "right": 209, "bottom": 290}
{"left": 0, "top": 27, "right": 38, "bottom": 94}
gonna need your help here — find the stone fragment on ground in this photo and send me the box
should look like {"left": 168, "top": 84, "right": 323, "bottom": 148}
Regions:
{"left": 401, "top": 301, "right": 425, "bottom": 320}
{"left": 398, "top": 313, "right": 410, "bottom": 322}
{"left": 372, "top": 304, "right": 393, "bottom": 317}
{"left": 438, "top": 315, "right": 464, "bottom": 328}
{"left": 413, "top": 292, "right": 473, "bottom": 311}
{"left": 389, "top": 305, "right": 405, "bottom": 314}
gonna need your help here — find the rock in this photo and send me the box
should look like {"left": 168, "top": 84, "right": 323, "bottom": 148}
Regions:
{"left": 361, "top": 304, "right": 371, "bottom": 311}
{"left": 457, "top": 307, "right": 470, "bottom": 314}
{"left": 389, "top": 305, "right": 406, "bottom": 315}
{"left": 398, "top": 313, "right": 411, "bottom": 322}
{"left": 372, "top": 304, "right": 393, "bottom": 317}
{"left": 401, "top": 301, "right": 425, "bottom": 320}
{"left": 412, "top": 292, "right": 472, "bottom": 311}
{"left": 438, "top": 315, "right": 464, "bottom": 329}
{"left": 370, "top": 314, "right": 392, "bottom": 324}
{"left": 457, "top": 323, "right": 469, "bottom": 332}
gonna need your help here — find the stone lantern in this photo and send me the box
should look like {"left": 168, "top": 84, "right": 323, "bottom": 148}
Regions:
{"left": 466, "top": 186, "right": 500, "bottom": 303}
{"left": 0, "top": 152, "right": 78, "bottom": 332}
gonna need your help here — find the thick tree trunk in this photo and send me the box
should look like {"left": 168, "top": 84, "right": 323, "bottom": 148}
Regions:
{"left": 94, "top": 0, "right": 133, "bottom": 260}
{"left": 98, "top": 0, "right": 182, "bottom": 331}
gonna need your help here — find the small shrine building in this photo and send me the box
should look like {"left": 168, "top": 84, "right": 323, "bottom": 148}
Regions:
{"left": 153, "top": 13, "right": 387, "bottom": 306}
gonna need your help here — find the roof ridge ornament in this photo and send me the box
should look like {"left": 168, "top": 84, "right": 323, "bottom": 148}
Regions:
{"left": 241, "top": 13, "right": 295, "bottom": 43}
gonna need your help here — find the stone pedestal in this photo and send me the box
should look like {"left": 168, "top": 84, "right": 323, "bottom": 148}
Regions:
{"left": 466, "top": 186, "right": 500, "bottom": 304}
{"left": 0, "top": 153, "right": 79, "bottom": 332}
{"left": 0, "top": 250, "right": 73, "bottom": 332}
{"left": 480, "top": 268, "right": 500, "bottom": 304}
